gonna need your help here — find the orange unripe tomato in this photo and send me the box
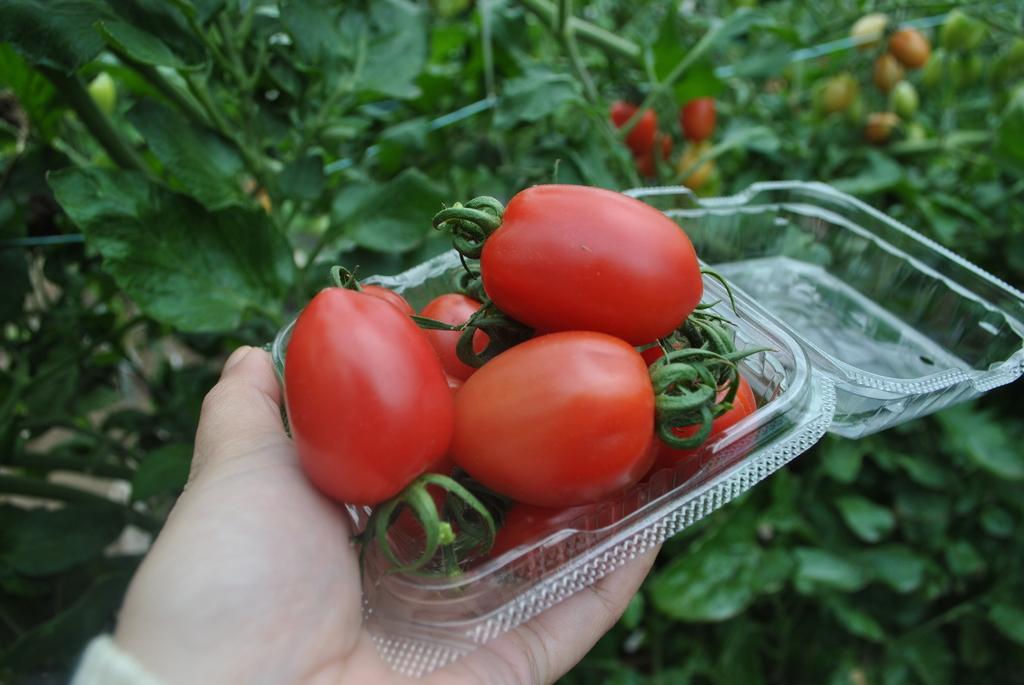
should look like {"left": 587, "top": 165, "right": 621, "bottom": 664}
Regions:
{"left": 865, "top": 112, "right": 900, "bottom": 144}
{"left": 889, "top": 28, "right": 931, "bottom": 69}
{"left": 874, "top": 53, "right": 905, "bottom": 92}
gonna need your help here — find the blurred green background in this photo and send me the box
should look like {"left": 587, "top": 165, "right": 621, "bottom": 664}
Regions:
{"left": 1, "top": 0, "right": 1023, "bottom": 682}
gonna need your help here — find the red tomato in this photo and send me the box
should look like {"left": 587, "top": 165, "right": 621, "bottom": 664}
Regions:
{"left": 481, "top": 185, "right": 702, "bottom": 345}
{"left": 420, "top": 294, "right": 489, "bottom": 381}
{"left": 610, "top": 101, "right": 657, "bottom": 156}
{"left": 680, "top": 98, "right": 716, "bottom": 142}
{"left": 489, "top": 502, "right": 597, "bottom": 559}
{"left": 445, "top": 373, "right": 464, "bottom": 394}
{"left": 635, "top": 133, "right": 674, "bottom": 177}
{"left": 362, "top": 285, "right": 414, "bottom": 316}
{"left": 451, "top": 332, "right": 656, "bottom": 507}
{"left": 285, "top": 288, "right": 454, "bottom": 505}
{"left": 654, "top": 375, "right": 758, "bottom": 470}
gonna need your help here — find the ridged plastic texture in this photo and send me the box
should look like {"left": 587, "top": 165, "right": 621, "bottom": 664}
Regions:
{"left": 627, "top": 182, "right": 1024, "bottom": 438}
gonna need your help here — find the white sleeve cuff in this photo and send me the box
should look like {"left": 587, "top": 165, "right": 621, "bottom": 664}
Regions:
{"left": 71, "top": 635, "right": 165, "bottom": 685}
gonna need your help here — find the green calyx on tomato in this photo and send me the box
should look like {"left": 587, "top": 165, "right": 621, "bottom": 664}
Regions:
{"left": 330, "top": 265, "right": 415, "bottom": 315}
{"left": 366, "top": 472, "right": 497, "bottom": 575}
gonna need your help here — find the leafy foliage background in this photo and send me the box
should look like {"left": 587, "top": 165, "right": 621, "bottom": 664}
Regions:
{"left": 1, "top": 0, "right": 1023, "bottom": 682}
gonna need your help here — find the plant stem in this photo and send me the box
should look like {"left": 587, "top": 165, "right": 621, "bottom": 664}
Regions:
{"left": 555, "top": 0, "right": 599, "bottom": 104}
{"left": 125, "top": 59, "right": 210, "bottom": 129}
{"left": 41, "top": 69, "right": 150, "bottom": 175}
{"left": 184, "top": 74, "right": 269, "bottom": 188}
{"left": 0, "top": 474, "right": 162, "bottom": 533}
{"left": 516, "top": 0, "right": 642, "bottom": 63}
{"left": 9, "top": 452, "right": 134, "bottom": 480}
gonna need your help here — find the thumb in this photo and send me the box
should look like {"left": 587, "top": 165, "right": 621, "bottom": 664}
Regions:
{"left": 190, "top": 346, "right": 289, "bottom": 481}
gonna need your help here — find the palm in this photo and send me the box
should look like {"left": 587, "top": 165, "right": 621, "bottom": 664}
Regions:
{"left": 114, "top": 348, "right": 654, "bottom": 685}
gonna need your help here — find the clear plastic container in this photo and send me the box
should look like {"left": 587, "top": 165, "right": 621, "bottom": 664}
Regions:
{"left": 270, "top": 181, "right": 1024, "bottom": 677}
{"left": 626, "top": 182, "right": 1024, "bottom": 438}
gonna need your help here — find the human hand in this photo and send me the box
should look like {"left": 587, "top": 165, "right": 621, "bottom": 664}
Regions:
{"left": 114, "top": 346, "right": 657, "bottom": 684}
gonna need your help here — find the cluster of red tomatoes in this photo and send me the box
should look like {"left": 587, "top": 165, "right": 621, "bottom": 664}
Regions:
{"left": 284, "top": 185, "right": 757, "bottom": 571}
{"left": 609, "top": 98, "right": 718, "bottom": 191}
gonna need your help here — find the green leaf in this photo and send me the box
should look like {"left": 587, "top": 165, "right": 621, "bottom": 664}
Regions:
{"left": 859, "top": 545, "right": 927, "bottom": 593}
{"left": 0, "top": 504, "right": 124, "bottom": 575}
{"left": 793, "top": 547, "right": 869, "bottom": 593}
{"left": 980, "top": 507, "right": 1014, "bottom": 538}
{"left": 0, "top": 0, "right": 113, "bottom": 72}
{"left": 988, "top": 604, "right": 1024, "bottom": 646}
{"left": 132, "top": 443, "right": 191, "bottom": 501}
{"left": 944, "top": 540, "right": 986, "bottom": 578}
{"left": 620, "top": 592, "right": 645, "bottom": 630}
{"left": 0, "top": 251, "right": 30, "bottom": 322}
{"left": 827, "top": 597, "right": 885, "bottom": 642}
{"left": 0, "top": 44, "right": 63, "bottom": 140}
{"left": 650, "top": 542, "right": 790, "bottom": 621}
{"left": 495, "top": 69, "right": 582, "bottom": 128}
{"left": 820, "top": 440, "right": 863, "bottom": 483}
{"left": 831, "top": 151, "right": 905, "bottom": 196}
{"left": 376, "top": 118, "right": 430, "bottom": 175}
{"left": 127, "top": 100, "right": 247, "bottom": 210}
{"left": 672, "top": 61, "right": 724, "bottom": 104}
{"left": 278, "top": 153, "right": 325, "bottom": 202}
{"left": 1, "top": 572, "right": 131, "bottom": 670}
{"left": 332, "top": 169, "right": 446, "bottom": 254}
{"left": 653, "top": 9, "right": 773, "bottom": 98}
{"left": 356, "top": 0, "right": 427, "bottom": 99}
{"left": 95, "top": 20, "right": 197, "bottom": 70}
{"left": 48, "top": 167, "right": 293, "bottom": 332}
{"left": 835, "top": 496, "right": 896, "bottom": 543}
{"left": 997, "top": 84, "right": 1024, "bottom": 168}
{"left": 936, "top": 405, "right": 1024, "bottom": 481}
{"left": 902, "top": 630, "right": 953, "bottom": 685}
{"left": 279, "top": 0, "right": 345, "bottom": 64}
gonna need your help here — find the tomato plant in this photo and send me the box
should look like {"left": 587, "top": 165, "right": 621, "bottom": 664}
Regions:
{"left": 889, "top": 28, "right": 931, "bottom": 70}
{"left": 680, "top": 98, "right": 716, "bottom": 142}
{"left": 480, "top": 185, "right": 703, "bottom": 345}
{"left": 451, "top": 332, "right": 656, "bottom": 507}
{"left": 873, "top": 53, "right": 905, "bottom": 92}
{"left": 420, "top": 293, "right": 489, "bottom": 381}
{"left": 285, "top": 288, "right": 454, "bottom": 505}
{"left": 610, "top": 101, "right": 657, "bottom": 156}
